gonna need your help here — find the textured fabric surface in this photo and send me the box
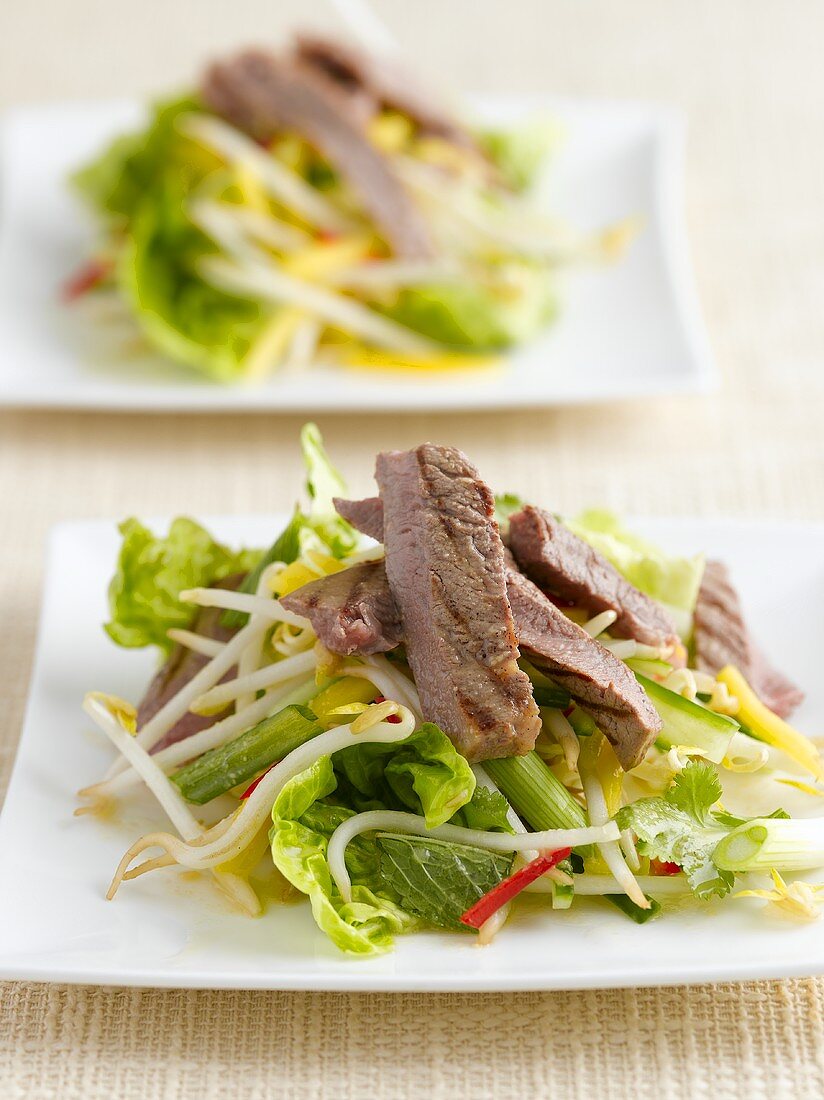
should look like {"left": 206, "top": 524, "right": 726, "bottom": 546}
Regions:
{"left": 1, "top": 1, "right": 824, "bottom": 1097}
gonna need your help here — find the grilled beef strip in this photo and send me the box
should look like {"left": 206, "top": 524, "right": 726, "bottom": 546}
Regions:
{"left": 201, "top": 49, "right": 433, "bottom": 259}
{"left": 138, "top": 575, "right": 242, "bottom": 754}
{"left": 334, "top": 495, "right": 384, "bottom": 541}
{"left": 280, "top": 560, "right": 402, "bottom": 656}
{"left": 295, "top": 35, "right": 481, "bottom": 153}
{"left": 508, "top": 505, "right": 678, "bottom": 648}
{"left": 694, "top": 560, "right": 804, "bottom": 719}
{"left": 375, "top": 444, "right": 542, "bottom": 762}
{"left": 503, "top": 553, "right": 662, "bottom": 770}
{"left": 334, "top": 494, "right": 662, "bottom": 767}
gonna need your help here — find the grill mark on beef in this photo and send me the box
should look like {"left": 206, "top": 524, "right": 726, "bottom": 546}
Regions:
{"left": 694, "top": 560, "right": 804, "bottom": 719}
{"left": 201, "top": 50, "right": 433, "bottom": 259}
{"left": 376, "top": 443, "right": 541, "bottom": 762}
{"left": 509, "top": 505, "right": 678, "bottom": 648}
{"left": 280, "top": 560, "right": 402, "bottom": 656}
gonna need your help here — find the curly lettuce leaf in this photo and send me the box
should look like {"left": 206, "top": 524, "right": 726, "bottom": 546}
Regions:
{"left": 119, "top": 171, "right": 266, "bottom": 380}
{"left": 566, "top": 509, "right": 705, "bottom": 617}
{"left": 334, "top": 723, "right": 477, "bottom": 829}
{"left": 72, "top": 95, "right": 205, "bottom": 221}
{"left": 105, "top": 517, "right": 258, "bottom": 652}
{"left": 270, "top": 757, "right": 416, "bottom": 955}
{"left": 382, "top": 265, "right": 556, "bottom": 350}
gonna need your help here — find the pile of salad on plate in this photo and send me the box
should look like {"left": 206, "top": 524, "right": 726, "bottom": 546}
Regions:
{"left": 79, "top": 426, "right": 824, "bottom": 956}
{"left": 66, "top": 35, "right": 629, "bottom": 384}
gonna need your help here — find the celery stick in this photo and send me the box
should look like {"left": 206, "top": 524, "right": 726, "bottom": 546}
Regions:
{"left": 484, "top": 752, "right": 587, "bottom": 831}
{"left": 172, "top": 704, "right": 323, "bottom": 804}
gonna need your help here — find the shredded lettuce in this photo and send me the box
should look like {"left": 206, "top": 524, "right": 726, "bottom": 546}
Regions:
{"left": 105, "top": 517, "right": 258, "bottom": 652}
{"left": 566, "top": 510, "right": 705, "bottom": 617}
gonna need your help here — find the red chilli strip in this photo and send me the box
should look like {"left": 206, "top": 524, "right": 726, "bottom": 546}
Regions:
{"left": 61, "top": 257, "right": 113, "bottom": 302}
{"left": 650, "top": 859, "right": 681, "bottom": 876}
{"left": 240, "top": 766, "right": 275, "bottom": 800}
{"left": 373, "top": 693, "right": 402, "bottom": 723}
{"left": 459, "top": 848, "right": 572, "bottom": 930}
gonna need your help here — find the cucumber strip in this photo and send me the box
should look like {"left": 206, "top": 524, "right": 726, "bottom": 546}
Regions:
{"left": 532, "top": 684, "right": 572, "bottom": 710}
{"left": 172, "top": 703, "right": 323, "bottom": 804}
{"left": 635, "top": 672, "right": 738, "bottom": 763}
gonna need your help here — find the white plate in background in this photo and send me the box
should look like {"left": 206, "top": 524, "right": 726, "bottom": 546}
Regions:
{"left": 0, "top": 97, "right": 715, "bottom": 411}
{"left": 0, "top": 514, "right": 821, "bottom": 991}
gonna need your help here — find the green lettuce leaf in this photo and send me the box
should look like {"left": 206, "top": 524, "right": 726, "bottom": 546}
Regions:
{"left": 119, "top": 170, "right": 266, "bottom": 380}
{"left": 334, "top": 723, "right": 477, "bottom": 829}
{"left": 72, "top": 95, "right": 205, "bottom": 221}
{"left": 376, "top": 834, "right": 513, "bottom": 930}
{"left": 478, "top": 115, "right": 561, "bottom": 191}
{"left": 270, "top": 757, "right": 416, "bottom": 955}
{"left": 617, "top": 762, "right": 733, "bottom": 899}
{"left": 565, "top": 509, "right": 705, "bottom": 617}
{"left": 299, "top": 423, "right": 358, "bottom": 558}
{"left": 382, "top": 265, "right": 556, "bottom": 350}
{"left": 105, "top": 517, "right": 258, "bottom": 652}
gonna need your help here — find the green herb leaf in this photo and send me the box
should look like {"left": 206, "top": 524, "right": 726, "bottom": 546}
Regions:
{"left": 376, "top": 833, "right": 514, "bottom": 930}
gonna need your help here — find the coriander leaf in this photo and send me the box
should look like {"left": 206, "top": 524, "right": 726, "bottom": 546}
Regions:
{"left": 376, "top": 834, "right": 513, "bottom": 931}
{"left": 666, "top": 760, "right": 722, "bottom": 825}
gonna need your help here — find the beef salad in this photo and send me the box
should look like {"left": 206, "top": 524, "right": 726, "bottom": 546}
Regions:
{"left": 66, "top": 36, "right": 629, "bottom": 383}
{"left": 78, "top": 427, "right": 824, "bottom": 955}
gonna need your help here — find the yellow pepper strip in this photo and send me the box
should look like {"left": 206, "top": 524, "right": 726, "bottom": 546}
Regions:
{"left": 367, "top": 111, "right": 414, "bottom": 153}
{"left": 775, "top": 778, "right": 824, "bottom": 799}
{"left": 234, "top": 163, "right": 270, "bottom": 216}
{"left": 717, "top": 665, "right": 824, "bottom": 781}
{"left": 310, "top": 677, "right": 378, "bottom": 721}
{"left": 216, "top": 820, "right": 270, "bottom": 878}
{"left": 271, "top": 554, "right": 344, "bottom": 598}
{"left": 283, "top": 236, "right": 373, "bottom": 280}
{"left": 241, "top": 309, "right": 306, "bottom": 381}
{"left": 339, "top": 345, "right": 501, "bottom": 374}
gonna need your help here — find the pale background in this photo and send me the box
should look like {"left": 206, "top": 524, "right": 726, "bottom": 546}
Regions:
{"left": 1, "top": 1, "right": 823, "bottom": 1097}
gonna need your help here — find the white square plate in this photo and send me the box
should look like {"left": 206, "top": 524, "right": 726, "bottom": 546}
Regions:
{"left": 0, "top": 97, "right": 715, "bottom": 412}
{"left": 0, "top": 514, "right": 821, "bottom": 991}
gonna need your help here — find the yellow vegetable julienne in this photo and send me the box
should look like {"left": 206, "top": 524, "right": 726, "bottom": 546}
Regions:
{"left": 717, "top": 665, "right": 824, "bottom": 781}
{"left": 338, "top": 345, "right": 502, "bottom": 374}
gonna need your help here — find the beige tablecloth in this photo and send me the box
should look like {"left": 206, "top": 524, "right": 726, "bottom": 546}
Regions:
{"left": 2, "top": 1, "right": 823, "bottom": 1096}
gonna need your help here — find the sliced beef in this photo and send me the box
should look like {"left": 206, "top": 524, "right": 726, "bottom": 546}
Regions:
{"left": 504, "top": 554, "right": 662, "bottom": 770}
{"left": 509, "top": 505, "right": 678, "bottom": 648}
{"left": 295, "top": 35, "right": 479, "bottom": 152}
{"left": 201, "top": 49, "right": 433, "bottom": 259}
{"left": 694, "top": 560, "right": 804, "bottom": 719}
{"left": 280, "top": 560, "right": 402, "bottom": 656}
{"left": 376, "top": 444, "right": 541, "bottom": 762}
{"left": 139, "top": 576, "right": 242, "bottom": 754}
{"left": 334, "top": 495, "right": 384, "bottom": 542}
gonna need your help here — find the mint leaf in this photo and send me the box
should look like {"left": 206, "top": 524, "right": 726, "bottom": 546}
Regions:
{"left": 376, "top": 834, "right": 513, "bottom": 931}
